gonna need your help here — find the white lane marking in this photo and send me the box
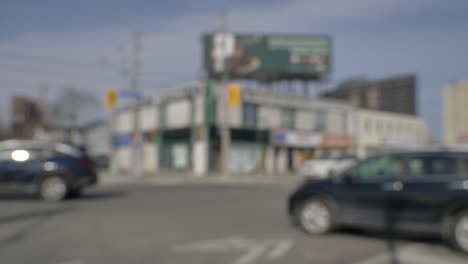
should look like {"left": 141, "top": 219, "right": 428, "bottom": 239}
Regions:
{"left": 353, "top": 243, "right": 467, "bottom": 264}
{"left": 173, "top": 236, "right": 254, "bottom": 252}
{"left": 265, "top": 239, "right": 294, "bottom": 260}
{"left": 234, "top": 242, "right": 270, "bottom": 264}
{"left": 173, "top": 236, "right": 294, "bottom": 264}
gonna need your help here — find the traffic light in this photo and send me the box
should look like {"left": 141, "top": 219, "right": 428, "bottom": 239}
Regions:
{"left": 227, "top": 83, "right": 241, "bottom": 107}
{"left": 105, "top": 89, "right": 118, "bottom": 110}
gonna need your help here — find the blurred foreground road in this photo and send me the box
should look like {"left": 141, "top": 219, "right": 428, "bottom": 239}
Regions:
{"left": 0, "top": 181, "right": 467, "bottom": 264}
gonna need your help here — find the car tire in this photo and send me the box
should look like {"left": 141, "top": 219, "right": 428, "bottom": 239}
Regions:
{"left": 449, "top": 210, "right": 468, "bottom": 253}
{"left": 39, "top": 176, "right": 69, "bottom": 202}
{"left": 67, "top": 187, "right": 83, "bottom": 199}
{"left": 295, "top": 198, "right": 334, "bottom": 235}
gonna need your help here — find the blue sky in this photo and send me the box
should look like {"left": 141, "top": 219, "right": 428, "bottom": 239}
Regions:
{"left": 1, "top": 0, "right": 468, "bottom": 139}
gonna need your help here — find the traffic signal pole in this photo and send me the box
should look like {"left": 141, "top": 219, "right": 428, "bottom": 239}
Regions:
{"left": 131, "top": 32, "right": 143, "bottom": 177}
{"left": 219, "top": 11, "right": 231, "bottom": 177}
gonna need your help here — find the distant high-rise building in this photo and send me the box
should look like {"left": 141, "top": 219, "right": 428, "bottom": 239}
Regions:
{"left": 11, "top": 96, "right": 43, "bottom": 138}
{"left": 321, "top": 74, "right": 417, "bottom": 115}
{"left": 443, "top": 81, "right": 468, "bottom": 145}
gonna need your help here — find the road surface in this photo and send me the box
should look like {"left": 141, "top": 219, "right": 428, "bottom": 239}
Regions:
{"left": 0, "top": 182, "right": 466, "bottom": 264}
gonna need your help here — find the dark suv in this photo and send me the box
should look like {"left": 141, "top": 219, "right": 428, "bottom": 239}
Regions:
{"left": 288, "top": 151, "right": 468, "bottom": 252}
{"left": 0, "top": 140, "right": 98, "bottom": 201}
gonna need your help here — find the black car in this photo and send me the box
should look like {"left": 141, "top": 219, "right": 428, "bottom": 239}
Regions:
{"left": 288, "top": 151, "right": 468, "bottom": 252}
{"left": 0, "top": 140, "right": 98, "bottom": 201}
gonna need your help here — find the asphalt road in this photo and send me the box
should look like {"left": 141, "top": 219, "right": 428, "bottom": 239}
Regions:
{"left": 0, "top": 182, "right": 467, "bottom": 264}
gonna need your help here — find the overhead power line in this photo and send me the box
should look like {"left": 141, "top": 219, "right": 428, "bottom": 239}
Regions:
{"left": 0, "top": 62, "right": 192, "bottom": 88}
{"left": 0, "top": 51, "right": 108, "bottom": 71}
{"left": 0, "top": 50, "right": 195, "bottom": 77}
{"left": 0, "top": 79, "right": 193, "bottom": 94}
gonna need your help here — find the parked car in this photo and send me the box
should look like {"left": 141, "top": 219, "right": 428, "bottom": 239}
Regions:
{"left": 299, "top": 154, "right": 357, "bottom": 178}
{"left": 288, "top": 151, "right": 468, "bottom": 253}
{"left": 0, "top": 140, "right": 98, "bottom": 201}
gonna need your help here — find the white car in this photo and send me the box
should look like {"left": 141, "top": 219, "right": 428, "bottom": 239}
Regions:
{"left": 299, "top": 155, "right": 357, "bottom": 178}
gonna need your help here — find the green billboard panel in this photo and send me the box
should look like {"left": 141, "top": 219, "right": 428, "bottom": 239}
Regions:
{"left": 203, "top": 34, "right": 331, "bottom": 81}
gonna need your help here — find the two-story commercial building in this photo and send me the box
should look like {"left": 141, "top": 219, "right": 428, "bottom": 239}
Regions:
{"left": 111, "top": 81, "right": 428, "bottom": 176}
{"left": 355, "top": 109, "right": 428, "bottom": 158}
{"left": 112, "top": 81, "right": 355, "bottom": 176}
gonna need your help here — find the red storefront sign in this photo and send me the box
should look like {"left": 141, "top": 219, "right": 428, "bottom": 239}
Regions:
{"left": 321, "top": 133, "right": 352, "bottom": 149}
{"left": 458, "top": 132, "right": 468, "bottom": 143}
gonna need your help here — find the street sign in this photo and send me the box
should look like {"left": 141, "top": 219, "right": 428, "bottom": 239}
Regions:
{"left": 213, "top": 32, "right": 235, "bottom": 73}
{"left": 104, "top": 89, "right": 118, "bottom": 110}
{"left": 227, "top": 83, "right": 241, "bottom": 107}
{"left": 272, "top": 130, "right": 321, "bottom": 147}
{"left": 119, "top": 90, "right": 143, "bottom": 99}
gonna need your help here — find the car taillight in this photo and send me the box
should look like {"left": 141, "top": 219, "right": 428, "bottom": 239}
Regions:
{"left": 80, "top": 158, "right": 93, "bottom": 167}
{"left": 296, "top": 181, "right": 307, "bottom": 191}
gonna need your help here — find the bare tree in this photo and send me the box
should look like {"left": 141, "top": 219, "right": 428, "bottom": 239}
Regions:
{"left": 47, "top": 87, "right": 100, "bottom": 130}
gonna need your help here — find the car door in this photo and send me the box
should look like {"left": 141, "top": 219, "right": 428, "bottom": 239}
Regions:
{"left": 396, "top": 153, "right": 463, "bottom": 234}
{"left": 18, "top": 149, "right": 48, "bottom": 184}
{"left": 335, "top": 154, "right": 404, "bottom": 229}
{"left": 0, "top": 149, "right": 14, "bottom": 184}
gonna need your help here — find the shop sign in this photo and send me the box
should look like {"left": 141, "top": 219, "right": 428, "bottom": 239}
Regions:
{"left": 322, "top": 133, "right": 352, "bottom": 148}
{"left": 458, "top": 132, "right": 468, "bottom": 143}
{"left": 382, "top": 137, "right": 419, "bottom": 147}
{"left": 112, "top": 134, "right": 132, "bottom": 147}
{"left": 273, "top": 130, "right": 321, "bottom": 147}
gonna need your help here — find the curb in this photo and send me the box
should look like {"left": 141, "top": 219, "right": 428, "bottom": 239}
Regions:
{"left": 99, "top": 174, "right": 304, "bottom": 187}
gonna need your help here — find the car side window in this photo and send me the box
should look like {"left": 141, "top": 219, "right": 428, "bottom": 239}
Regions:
{"left": 407, "top": 156, "right": 457, "bottom": 177}
{"left": 461, "top": 158, "right": 468, "bottom": 177}
{"left": 348, "top": 155, "right": 403, "bottom": 182}
{"left": 27, "top": 149, "right": 52, "bottom": 160}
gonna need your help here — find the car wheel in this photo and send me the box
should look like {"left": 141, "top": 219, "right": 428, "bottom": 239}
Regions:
{"left": 67, "top": 187, "right": 83, "bottom": 199}
{"left": 39, "top": 176, "right": 68, "bottom": 202}
{"left": 450, "top": 211, "right": 468, "bottom": 253}
{"left": 296, "top": 198, "right": 333, "bottom": 235}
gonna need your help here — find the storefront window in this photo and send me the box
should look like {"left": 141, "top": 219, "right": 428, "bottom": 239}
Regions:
{"left": 281, "top": 108, "right": 295, "bottom": 129}
{"left": 228, "top": 144, "right": 262, "bottom": 174}
{"left": 242, "top": 102, "right": 258, "bottom": 129}
{"left": 315, "top": 110, "right": 327, "bottom": 132}
{"left": 364, "top": 119, "right": 372, "bottom": 133}
{"left": 161, "top": 143, "right": 190, "bottom": 170}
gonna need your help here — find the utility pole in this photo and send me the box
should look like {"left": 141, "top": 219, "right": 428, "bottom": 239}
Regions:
{"left": 219, "top": 10, "right": 231, "bottom": 177}
{"left": 38, "top": 83, "right": 49, "bottom": 138}
{"left": 131, "top": 31, "right": 143, "bottom": 177}
{"left": 39, "top": 83, "right": 49, "bottom": 120}
{"left": 117, "top": 46, "right": 130, "bottom": 86}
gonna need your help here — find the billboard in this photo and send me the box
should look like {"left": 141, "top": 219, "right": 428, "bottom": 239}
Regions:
{"left": 203, "top": 34, "right": 331, "bottom": 81}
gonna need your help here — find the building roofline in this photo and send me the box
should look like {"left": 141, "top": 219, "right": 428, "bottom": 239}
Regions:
{"left": 357, "top": 108, "right": 423, "bottom": 120}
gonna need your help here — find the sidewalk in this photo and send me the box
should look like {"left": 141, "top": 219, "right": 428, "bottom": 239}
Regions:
{"left": 99, "top": 171, "right": 306, "bottom": 187}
